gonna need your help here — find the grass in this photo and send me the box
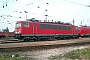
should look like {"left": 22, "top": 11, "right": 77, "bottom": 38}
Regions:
{"left": 48, "top": 55, "right": 62, "bottom": 60}
{"left": 0, "top": 52, "right": 33, "bottom": 60}
{"left": 49, "top": 47, "right": 90, "bottom": 60}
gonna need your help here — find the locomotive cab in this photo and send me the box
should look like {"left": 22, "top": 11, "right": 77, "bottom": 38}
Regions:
{"left": 15, "top": 21, "right": 30, "bottom": 40}
{"left": 15, "top": 22, "right": 21, "bottom": 34}
{"left": 15, "top": 21, "right": 22, "bottom": 39}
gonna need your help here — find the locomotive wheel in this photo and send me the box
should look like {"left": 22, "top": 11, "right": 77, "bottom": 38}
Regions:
{"left": 23, "top": 39, "right": 25, "bottom": 42}
{"left": 24, "top": 39, "right": 30, "bottom": 42}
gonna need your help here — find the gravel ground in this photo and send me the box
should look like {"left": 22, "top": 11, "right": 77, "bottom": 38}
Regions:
{"left": 23, "top": 44, "right": 90, "bottom": 60}
{"left": 0, "top": 38, "right": 90, "bottom": 60}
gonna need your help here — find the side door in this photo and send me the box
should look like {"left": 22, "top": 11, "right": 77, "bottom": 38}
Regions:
{"left": 33, "top": 23, "right": 37, "bottom": 35}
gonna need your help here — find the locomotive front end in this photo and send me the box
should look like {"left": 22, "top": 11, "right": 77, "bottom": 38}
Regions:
{"left": 15, "top": 22, "right": 22, "bottom": 39}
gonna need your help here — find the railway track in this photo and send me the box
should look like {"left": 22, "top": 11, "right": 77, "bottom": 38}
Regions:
{"left": 0, "top": 38, "right": 90, "bottom": 52}
{"left": 0, "top": 39, "right": 19, "bottom": 44}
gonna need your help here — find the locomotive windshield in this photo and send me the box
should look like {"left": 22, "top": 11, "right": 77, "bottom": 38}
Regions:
{"left": 15, "top": 23, "right": 21, "bottom": 28}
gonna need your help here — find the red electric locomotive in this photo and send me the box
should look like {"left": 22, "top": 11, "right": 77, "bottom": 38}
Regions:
{"left": 79, "top": 26, "right": 90, "bottom": 38}
{"left": 15, "top": 18, "right": 79, "bottom": 41}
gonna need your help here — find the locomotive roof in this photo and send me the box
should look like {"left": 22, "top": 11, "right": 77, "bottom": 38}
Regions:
{"left": 17, "top": 20, "right": 72, "bottom": 26}
{"left": 17, "top": 18, "right": 72, "bottom": 25}
{"left": 78, "top": 25, "right": 90, "bottom": 27}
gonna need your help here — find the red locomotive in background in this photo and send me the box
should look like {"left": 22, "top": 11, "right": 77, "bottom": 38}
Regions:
{"left": 15, "top": 18, "right": 84, "bottom": 41}
{"left": 78, "top": 26, "right": 90, "bottom": 38}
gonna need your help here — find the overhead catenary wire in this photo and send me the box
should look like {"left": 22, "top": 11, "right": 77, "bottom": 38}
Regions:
{"left": 1, "top": 0, "right": 53, "bottom": 18}
{"left": 0, "top": 0, "right": 36, "bottom": 19}
{"left": 2, "top": 0, "right": 15, "bottom": 8}
{"left": 0, "top": 0, "right": 90, "bottom": 22}
{"left": 63, "top": 0, "right": 90, "bottom": 7}
{"left": 11, "top": 0, "right": 50, "bottom": 20}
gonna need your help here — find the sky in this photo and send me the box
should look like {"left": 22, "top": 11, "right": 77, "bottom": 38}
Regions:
{"left": 0, "top": 0, "right": 90, "bottom": 32}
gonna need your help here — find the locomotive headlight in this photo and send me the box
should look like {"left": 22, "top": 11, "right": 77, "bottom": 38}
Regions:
{"left": 17, "top": 32, "right": 20, "bottom": 34}
{"left": 15, "top": 31, "right": 17, "bottom": 34}
{"left": 15, "top": 31, "right": 20, "bottom": 34}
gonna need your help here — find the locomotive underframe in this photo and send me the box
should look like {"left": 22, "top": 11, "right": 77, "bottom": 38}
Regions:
{"left": 81, "top": 34, "right": 90, "bottom": 38}
{"left": 15, "top": 34, "right": 79, "bottom": 41}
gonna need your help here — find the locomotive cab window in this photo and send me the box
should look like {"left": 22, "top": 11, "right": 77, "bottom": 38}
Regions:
{"left": 15, "top": 23, "right": 21, "bottom": 28}
{"left": 24, "top": 22, "right": 29, "bottom": 27}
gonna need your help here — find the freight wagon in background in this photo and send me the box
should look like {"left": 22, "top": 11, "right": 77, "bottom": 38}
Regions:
{"left": 15, "top": 18, "right": 80, "bottom": 41}
{"left": 0, "top": 32, "right": 15, "bottom": 38}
